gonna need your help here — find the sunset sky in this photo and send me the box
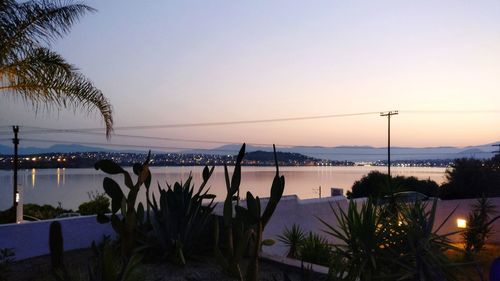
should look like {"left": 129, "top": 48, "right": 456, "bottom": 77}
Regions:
{"left": 1, "top": 0, "right": 500, "bottom": 150}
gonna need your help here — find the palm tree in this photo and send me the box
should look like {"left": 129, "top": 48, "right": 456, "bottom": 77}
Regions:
{"left": 0, "top": 0, "right": 113, "bottom": 137}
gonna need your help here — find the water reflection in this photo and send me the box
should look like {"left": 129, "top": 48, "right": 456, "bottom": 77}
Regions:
{"left": 31, "top": 168, "right": 36, "bottom": 188}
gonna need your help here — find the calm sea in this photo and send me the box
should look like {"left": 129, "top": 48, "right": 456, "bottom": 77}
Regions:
{"left": 0, "top": 166, "right": 447, "bottom": 210}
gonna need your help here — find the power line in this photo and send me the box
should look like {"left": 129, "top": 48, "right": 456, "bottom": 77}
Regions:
{"left": 20, "top": 111, "right": 382, "bottom": 133}
{"left": 401, "top": 110, "right": 500, "bottom": 114}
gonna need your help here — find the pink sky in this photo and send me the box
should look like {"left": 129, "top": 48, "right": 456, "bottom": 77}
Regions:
{"left": 1, "top": 0, "right": 499, "bottom": 149}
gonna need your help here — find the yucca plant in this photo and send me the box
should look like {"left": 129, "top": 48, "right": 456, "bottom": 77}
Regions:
{"left": 395, "top": 200, "right": 464, "bottom": 281}
{"left": 319, "top": 199, "right": 389, "bottom": 280}
{"left": 320, "top": 198, "right": 465, "bottom": 281}
{"left": 277, "top": 224, "right": 306, "bottom": 259}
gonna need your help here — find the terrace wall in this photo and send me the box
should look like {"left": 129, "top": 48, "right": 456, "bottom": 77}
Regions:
{"left": 1, "top": 196, "right": 499, "bottom": 260}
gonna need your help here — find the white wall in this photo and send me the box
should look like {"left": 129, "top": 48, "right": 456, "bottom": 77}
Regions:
{"left": 2, "top": 196, "right": 499, "bottom": 260}
{"left": 0, "top": 215, "right": 115, "bottom": 260}
{"left": 215, "top": 195, "right": 500, "bottom": 256}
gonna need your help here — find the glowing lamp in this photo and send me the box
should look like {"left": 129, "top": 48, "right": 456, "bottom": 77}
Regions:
{"left": 456, "top": 218, "right": 467, "bottom": 229}
{"left": 15, "top": 191, "right": 20, "bottom": 203}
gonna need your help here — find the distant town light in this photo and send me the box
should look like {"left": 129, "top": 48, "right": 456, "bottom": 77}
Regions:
{"left": 457, "top": 218, "right": 467, "bottom": 229}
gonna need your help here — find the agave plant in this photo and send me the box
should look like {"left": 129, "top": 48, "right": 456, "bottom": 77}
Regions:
{"left": 148, "top": 166, "right": 216, "bottom": 265}
{"left": 277, "top": 224, "right": 306, "bottom": 259}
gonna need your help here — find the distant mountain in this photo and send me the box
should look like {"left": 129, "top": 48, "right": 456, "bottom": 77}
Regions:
{"left": 1, "top": 141, "right": 498, "bottom": 162}
{"left": 182, "top": 142, "right": 500, "bottom": 162}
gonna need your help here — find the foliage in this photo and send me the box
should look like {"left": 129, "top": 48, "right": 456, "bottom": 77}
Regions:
{"left": 277, "top": 224, "right": 306, "bottom": 259}
{"left": 0, "top": 0, "right": 113, "bottom": 137}
{"left": 87, "top": 238, "right": 143, "bottom": 281}
{"left": 78, "top": 191, "right": 110, "bottom": 216}
{"left": 214, "top": 143, "right": 285, "bottom": 281}
{"left": 95, "top": 152, "right": 152, "bottom": 258}
{"left": 24, "top": 203, "right": 72, "bottom": 220}
{"left": 346, "top": 171, "right": 439, "bottom": 199}
{"left": 440, "top": 158, "right": 500, "bottom": 199}
{"left": 0, "top": 248, "right": 14, "bottom": 281}
{"left": 299, "top": 232, "right": 331, "bottom": 267}
{"left": 463, "top": 196, "right": 500, "bottom": 256}
{"left": 148, "top": 166, "right": 216, "bottom": 265}
{"left": 319, "top": 199, "right": 464, "bottom": 281}
{"left": 1, "top": 203, "right": 71, "bottom": 223}
{"left": 0, "top": 207, "right": 14, "bottom": 224}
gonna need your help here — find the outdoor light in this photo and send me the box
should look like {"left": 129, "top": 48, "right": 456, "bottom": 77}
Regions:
{"left": 457, "top": 218, "right": 467, "bottom": 229}
{"left": 15, "top": 191, "right": 20, "bottom": 203}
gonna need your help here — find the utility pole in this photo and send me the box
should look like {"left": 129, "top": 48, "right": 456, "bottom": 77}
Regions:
{"left": 493, "top": 144, "right": 500, "bottom": 156}
{"left": 380, "top": 111, "right": 398, "bottom": 177}
{"left": 12, "top": 126, "right": 19, "bottom": 223}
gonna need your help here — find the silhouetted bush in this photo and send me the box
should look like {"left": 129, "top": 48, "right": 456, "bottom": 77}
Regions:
{"left": 77, "top": 191, "right": 110, "bottom": 216}
{"left": 24, "top": 203, "right": 71, "bottom": 220}
{"left": 440, "top": 158, "right": 500, "bottom": 199}
{"left": 347, "top": 171, "right": 439, "bottom": 199}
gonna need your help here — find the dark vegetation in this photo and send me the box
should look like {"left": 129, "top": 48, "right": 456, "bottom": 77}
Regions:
{"left": 346, "top": 171, "right": 439, "bottom": 199}
{"left": 440, "top": 156, "right": 500, "bottom": 199}
{"left": 0, "top": 194, "right": 108, "bottom": 224}
{"left": 0, "top": 203, "right": 73, "bottom": 223}
{"left": 77, "top": 191, "right": 110, "bottom": 216}
{"left": 347, "top": 156, "right": 500, "bottom": 200}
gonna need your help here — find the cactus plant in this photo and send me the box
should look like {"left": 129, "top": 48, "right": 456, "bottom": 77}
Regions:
{"left": 95, "top": 152, "right": 152, "bottom": 258}
{"left": 214, "top": 143, "right": 285, "bottom": 281}
{"left": 49, "top": 221, "right": 70, "bottom": 281}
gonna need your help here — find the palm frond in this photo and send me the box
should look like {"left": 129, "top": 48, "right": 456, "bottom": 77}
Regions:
{"left": 1, "top": 47, "right": 113, "bottom": 137}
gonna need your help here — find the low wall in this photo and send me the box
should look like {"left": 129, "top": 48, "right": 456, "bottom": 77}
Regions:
{"left": 1, "top": 196, "right": 499, "bottom": 260}
{"left": 0, "top": 215, "right": 114, "bottom": 260}
{"left": 214, "top": 195, "right": 500, "bottom": 256}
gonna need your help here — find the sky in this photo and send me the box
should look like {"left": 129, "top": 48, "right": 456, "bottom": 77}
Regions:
{"left": 1, "top": 0, "right": 500, "bottom": 150}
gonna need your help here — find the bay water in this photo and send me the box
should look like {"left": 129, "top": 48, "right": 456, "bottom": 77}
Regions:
{"left": 0, "top": 166, "right": 447, "bottom": 211}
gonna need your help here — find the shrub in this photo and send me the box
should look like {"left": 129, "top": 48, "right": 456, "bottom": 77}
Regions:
{"left": 299, "top": 232, "right": 331, "bottom": 267}
{"left": 440, "top": 158, "right": 500, "bottom": 199}
{"left": 24, "top": 203, "right": 71, "bottom": 220}
{"left": 347, "top": 171, "right": 439, "bottom": 199}
{"left": 78, "top": 191, "right": 110, "bottom": 216}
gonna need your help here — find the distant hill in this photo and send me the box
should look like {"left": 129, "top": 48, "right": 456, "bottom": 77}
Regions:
{"left": 1, "top": 141, "right": 498, "bottom": 162}
{"left": 182, "top": 143, "right": 499, "bottom": 162}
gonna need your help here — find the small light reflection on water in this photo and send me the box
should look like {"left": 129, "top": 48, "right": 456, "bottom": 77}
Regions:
{"left": 31, "top": 168, "right": 36, "bottom": 188}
